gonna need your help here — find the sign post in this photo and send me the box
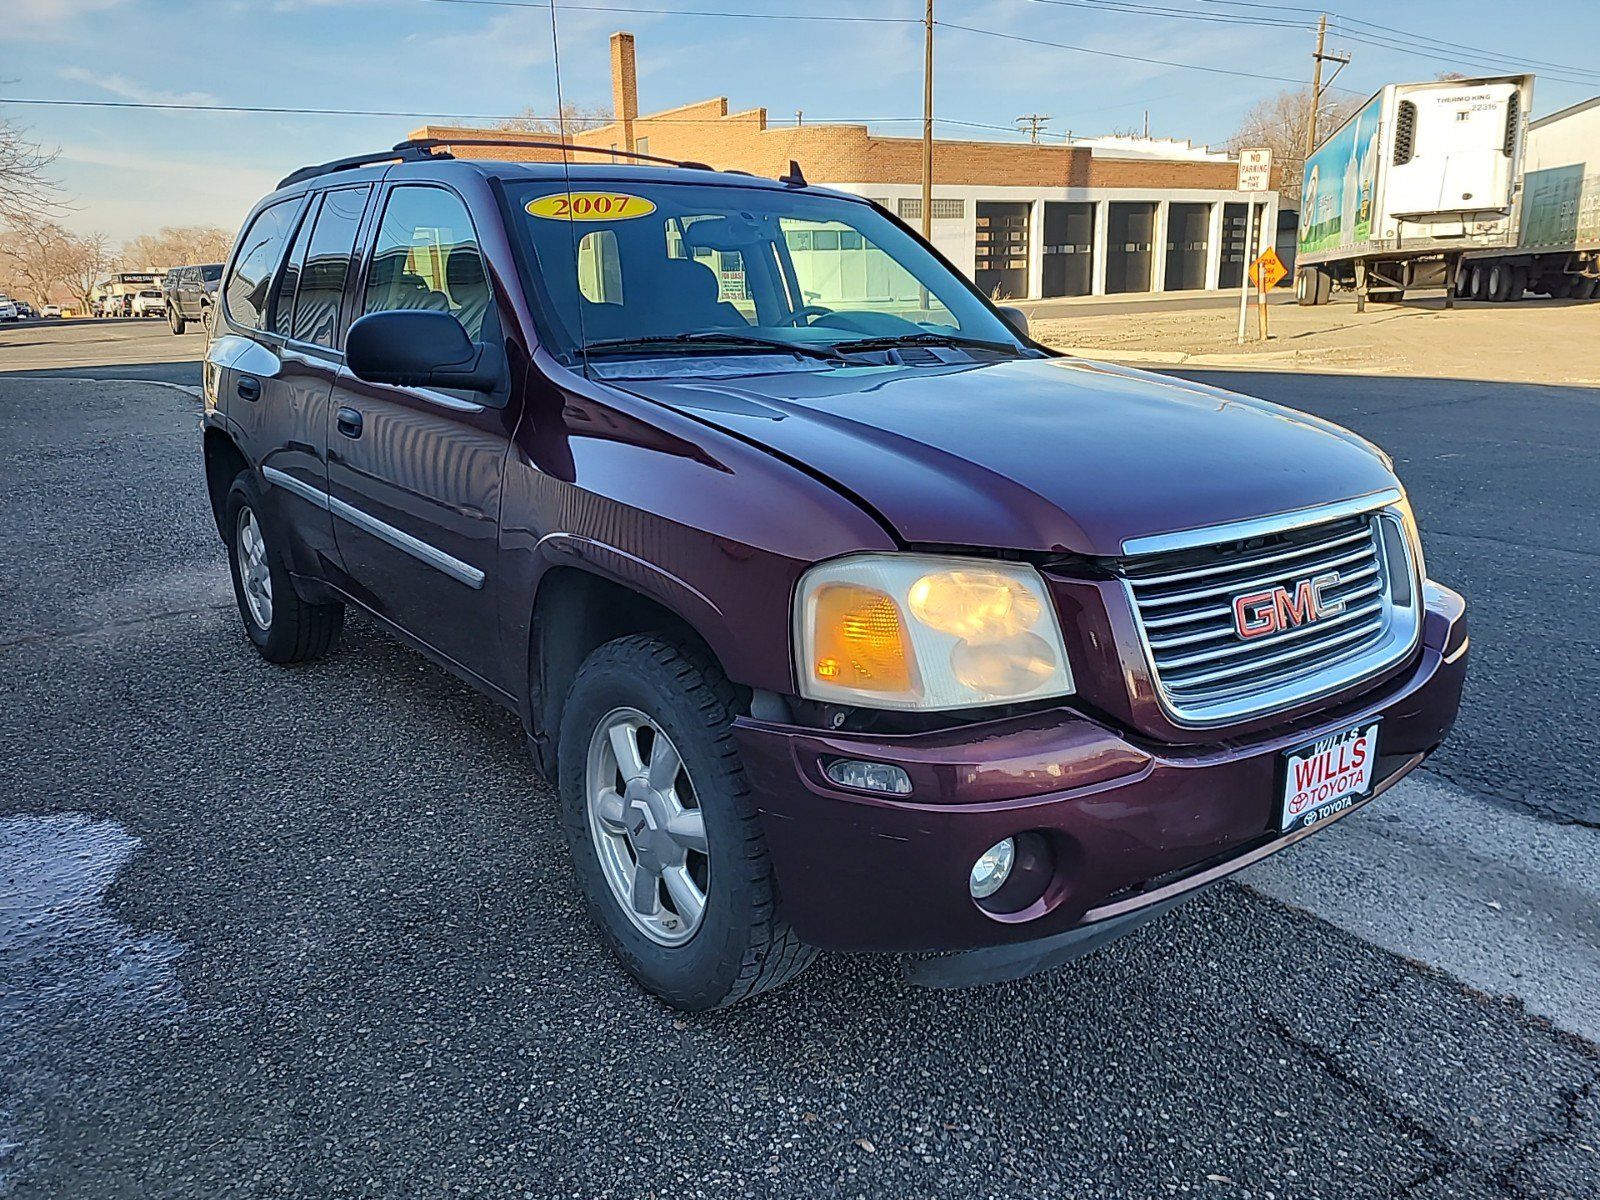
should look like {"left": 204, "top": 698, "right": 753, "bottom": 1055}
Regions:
{"left": 1250, "top": 247, "right": 1288, "bottom": 341}
{"left": 1235, "top": 148, "right": 1273, "bottom": 344}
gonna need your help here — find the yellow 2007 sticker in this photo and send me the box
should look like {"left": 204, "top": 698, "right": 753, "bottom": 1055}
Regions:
{"left": 525, "top": 192, "right": 657, "bottom": 221}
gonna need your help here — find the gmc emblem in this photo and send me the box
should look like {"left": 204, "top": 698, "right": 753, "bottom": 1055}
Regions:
{"left": 1232, "top": 571, "right": 1345, "bottom": 639}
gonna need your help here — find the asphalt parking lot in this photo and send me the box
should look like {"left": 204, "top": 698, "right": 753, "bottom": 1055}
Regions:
{"left": 2, "top": 321, "right": 1597, "bottom": 1198}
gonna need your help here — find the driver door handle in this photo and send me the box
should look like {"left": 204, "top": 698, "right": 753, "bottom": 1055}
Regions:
{"left": 336, "top": 406, "right": 364, "bottom": 439}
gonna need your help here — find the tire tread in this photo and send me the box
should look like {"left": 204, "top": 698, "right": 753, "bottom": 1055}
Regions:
{"left": 565, "top": 634, "right": 815, "bottom": 1008}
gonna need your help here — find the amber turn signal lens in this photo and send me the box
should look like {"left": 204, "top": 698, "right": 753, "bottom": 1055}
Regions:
{"left": 810, "top": 583, "right": 914, "bottom": 694}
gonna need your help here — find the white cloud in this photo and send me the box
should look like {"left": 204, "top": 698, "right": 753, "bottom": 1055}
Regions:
{"left": 56, "top": 67, "right": 217, "bottom": 107}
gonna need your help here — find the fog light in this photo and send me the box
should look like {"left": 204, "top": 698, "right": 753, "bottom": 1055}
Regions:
{"left": 824, "top": 758, "right": 912, "bottom": 795}
{"left": 969, "top": 838, "right": 1016, "bottom": 899}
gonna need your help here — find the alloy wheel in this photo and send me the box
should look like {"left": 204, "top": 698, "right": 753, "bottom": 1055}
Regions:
{"left": 585, "top": 707, "right": 710, "bottom": 946}
{"left": 235, "top": 507, "right": 273, "bottom": 630}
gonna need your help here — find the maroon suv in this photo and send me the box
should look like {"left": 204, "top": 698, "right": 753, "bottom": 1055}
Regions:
{"left": 202, "top": 141, "right": 1467, "bottom": 1010}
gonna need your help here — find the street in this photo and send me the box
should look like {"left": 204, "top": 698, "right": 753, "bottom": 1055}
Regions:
{"left": 2, "top": 321, "right": 1597, "bottom": 1198}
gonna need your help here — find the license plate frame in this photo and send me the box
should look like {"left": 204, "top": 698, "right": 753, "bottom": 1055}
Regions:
{"left": 1279, "top": 718, "right": 1381, "bottom": 835}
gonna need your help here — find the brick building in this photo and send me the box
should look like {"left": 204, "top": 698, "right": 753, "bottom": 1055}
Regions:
{"left": 412, "top": 32, "right": 1279, "bottom": 301}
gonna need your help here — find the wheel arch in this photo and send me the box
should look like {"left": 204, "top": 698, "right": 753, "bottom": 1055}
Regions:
{"left": 203, "top": 425, "right": 250, "bottom": 540}
{"left": 525, "top": 560, "right": 742, "bottom": 779}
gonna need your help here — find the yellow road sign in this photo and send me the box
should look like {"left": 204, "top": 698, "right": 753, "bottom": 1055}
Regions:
{"left": 1250, "top": 248, "right": 1288, "bottom": 290}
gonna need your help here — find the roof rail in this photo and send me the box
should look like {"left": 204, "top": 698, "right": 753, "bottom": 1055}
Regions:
{"left": 276, "top": 136, "right": 730, "bottom": 193}
{"left": 277, "top": 142, "right": 446, "bottom": 189}
{"left": 402, "top": 136, "right": 716, "bottom": 172}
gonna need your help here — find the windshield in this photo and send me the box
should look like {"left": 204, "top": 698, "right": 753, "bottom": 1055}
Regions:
{"left": 507, "top": 180, "right": 1022, "bottom": 363}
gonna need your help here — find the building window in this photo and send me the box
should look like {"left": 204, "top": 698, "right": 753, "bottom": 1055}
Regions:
{"left": 636, "top": 136, "right": 650, "bottom": 156}
{"left": 897, "top": 198, "right": 965, "bottom": 221}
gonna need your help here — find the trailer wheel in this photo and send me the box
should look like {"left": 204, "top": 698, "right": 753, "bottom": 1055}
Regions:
{"left": 1578, "top": 277, "right": 1600, "bottom": 300}
{"left": 1487, "top": 263, "right": 1514, "bottom": 302}
{"left": 1508, "top": 266, "right": 1528, "bottom": 303}
{"left": 1295, "top": 267, "right": 1331, "bottom": 306}
{"left": 1455, "top": 260, "right": 1475, "bottom": 297}
{"left": 1469, "top": 264, "right": 1490, "bottom": 300}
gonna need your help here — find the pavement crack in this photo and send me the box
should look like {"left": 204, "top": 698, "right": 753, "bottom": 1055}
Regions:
{"left": 1491, "top": 1072, "right": 1599, "bottom": 1199}
{"left": 1258, "top": 1010, "right": 1461, "bottom": 1198}
{"left": 1415, "top": 765, "right": 1600, "bottom": 832}
{"left": 0, "top": 604, "right": 233, "bottom": 651}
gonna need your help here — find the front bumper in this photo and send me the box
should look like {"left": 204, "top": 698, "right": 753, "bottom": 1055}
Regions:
{"left": 734, "top": 582, "right": 1467, "bottom": 964}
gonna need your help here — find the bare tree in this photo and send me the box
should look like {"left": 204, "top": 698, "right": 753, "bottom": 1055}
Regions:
{"left": 496, "top": 102, "right": 613, "bottom": 136}
{"left": 118, "top": 225, "right": 235, "bottom": 271}
{"left": 0, "top": 112, "right": 64, "bottom": 227}
{"left": 0, "top": 217, "right": 74, "bottom": 304}
{"left": 57, "top": 230, "right": 113, "bottom": 313}
{"left": 1229, "top": 87, "right": 1362, "bottom": 205}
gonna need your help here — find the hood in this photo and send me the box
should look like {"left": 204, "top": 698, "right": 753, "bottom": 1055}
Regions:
{"left": 607, "top": 356, "right": 1399, "bottom": 557}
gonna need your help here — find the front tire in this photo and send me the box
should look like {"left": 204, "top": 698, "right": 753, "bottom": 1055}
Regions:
{"left": 224, "top": 472, "right": 343, "bottom": 664}
{"left": 558, "top": 635, "right": 815, "bottom": 1010}
{"left": 169, "top": 307, "right": 186, "bottom": 335}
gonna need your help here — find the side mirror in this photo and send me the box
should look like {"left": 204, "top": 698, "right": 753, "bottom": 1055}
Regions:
{"left": 996, "top": 305, "right": 1030, "bottom": 340}
{"left": 346, "top": 309, "right": 503, "bottom": 393}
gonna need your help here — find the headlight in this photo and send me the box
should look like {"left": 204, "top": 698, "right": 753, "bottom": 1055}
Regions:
{"left": 794, "top": 554, "right": 1073, "bottom": 710}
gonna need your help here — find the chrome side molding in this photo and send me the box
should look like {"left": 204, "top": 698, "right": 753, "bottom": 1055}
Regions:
{"left": 261, "top": 465, "right": 485, "bottom": 589}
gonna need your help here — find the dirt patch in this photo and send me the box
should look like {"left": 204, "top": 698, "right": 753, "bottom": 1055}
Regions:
{"left": 1033, "top": 295, "right": 1600, "bottom": 385}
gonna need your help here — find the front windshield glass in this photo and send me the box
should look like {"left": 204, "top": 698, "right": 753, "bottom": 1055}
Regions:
{"left": 507, "top": 180, "right": 1021, "bottom": 362}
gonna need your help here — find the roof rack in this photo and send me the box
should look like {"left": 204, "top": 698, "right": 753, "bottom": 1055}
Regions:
{"left": 277, "top": 142, "right": 444, "bottom": 189}
{"left": 277, "top": 137, "right": 719, "bottom": 190}
{"left": 403, "top": 136, "right": 717, "bottom": 172}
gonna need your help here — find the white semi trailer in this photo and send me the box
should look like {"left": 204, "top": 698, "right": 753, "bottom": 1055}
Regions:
{"left": 1457, "top": 95, "right": 1600, "bottom": 302}
{"left": 1294, "top": 75, "right": 1534, "bottom": 310}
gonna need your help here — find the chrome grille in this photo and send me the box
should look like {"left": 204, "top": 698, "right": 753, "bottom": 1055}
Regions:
{"left": 1117, "top": 506, "right": 1420, "bottom": 725}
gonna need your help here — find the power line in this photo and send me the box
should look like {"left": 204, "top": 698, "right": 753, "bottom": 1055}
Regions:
{"left": 934, "top": 20, "right": 1359, "bottom": 89}
{"left": 1196, "top": 0, "right": 1600, "bottom": 82}
{"left": 412, "top": 0, "right": 918, "bottom": 22}
{"left": 1017, "top": 0, "right": 1312, "bottom": 31}
{"left": 0, "top": 94, "right": 1041, "bottom": 135}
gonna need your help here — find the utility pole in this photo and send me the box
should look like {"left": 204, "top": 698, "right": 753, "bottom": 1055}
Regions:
{"left": 921, "top": 0, "right": 934, "bottom": 240}
{"left": 1015, "top": 113, "right": 1051, "bottom": 143}
{"left": 1305, "top": 14, "right": 1327, "bottom": 160}
{"left": 1305, "top": 14, "right": 1350, "bottom": 159}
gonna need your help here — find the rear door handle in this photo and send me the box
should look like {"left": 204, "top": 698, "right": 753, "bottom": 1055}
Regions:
{"left": 336, "top": 406, "right": 364, "bottom": 438}
{"left": 236, "top": 375, "right": 262, "bottom": 402}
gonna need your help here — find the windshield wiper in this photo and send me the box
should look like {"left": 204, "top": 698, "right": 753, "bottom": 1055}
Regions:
{"left": 829, "top": 332, "right": 1025, "bottom": 356}
{"left": 581, "top": 332, "right": 845, "bottom": 362}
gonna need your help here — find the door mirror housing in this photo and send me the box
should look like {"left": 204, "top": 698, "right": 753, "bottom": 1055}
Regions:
{"left": 995, "top": 305, "right": 1030, "bottom": 340}
{"left": 346, "top": 309, "right": 503, "bottom": 393}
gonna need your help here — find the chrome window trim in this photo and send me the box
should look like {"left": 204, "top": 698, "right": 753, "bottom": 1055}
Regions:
{"left": 261, "top": 465, "right": 485, "bottom": 589}
{"left": 1120, "top": 488, "right": 1403, "bottom": 557}
{"left": 1117, "top": 502, "right": 1422, "bottom": 729}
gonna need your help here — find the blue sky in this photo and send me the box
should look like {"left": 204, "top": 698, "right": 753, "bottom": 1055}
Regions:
{"left": 6, "top": 0, "right": 1598, "bottom": 244}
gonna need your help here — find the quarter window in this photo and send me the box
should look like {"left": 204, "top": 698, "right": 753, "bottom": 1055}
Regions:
{"left": 363, "top": 186, "right": 491, "bottom": 340}
{"left": 224, "top": 198, "right": 300, "bottom": 331}
{"left": 292, "top": 185, "right": 370, "bottom": 348}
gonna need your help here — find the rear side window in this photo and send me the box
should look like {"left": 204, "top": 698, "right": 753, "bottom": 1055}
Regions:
{"left": 269, "top": 205, "right": 315, "bottom": 337}
{"left": 292, "top": 185, "right": 370, "bottom": 349}
{"left": 224, "top": 199, "right": 300, "bottom": 330}
{"left": 363, "top": 186, "right": 491, "bottom": 340}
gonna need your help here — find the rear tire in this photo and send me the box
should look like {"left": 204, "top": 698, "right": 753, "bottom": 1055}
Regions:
{"left": 1470, "top": 264, "right": 1490, "bottom": 300}
{"left": 224, "top": 472, "right": 343, "bottom": 664}
{"left": 1487, "top": 263, "right": 1514, "bottom": 303}
{"left": 1508, "top": 265, "right": 1528, "bottom": 303}
{"left": 557, "top": 634, "right": 815, "bottom": 1010}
